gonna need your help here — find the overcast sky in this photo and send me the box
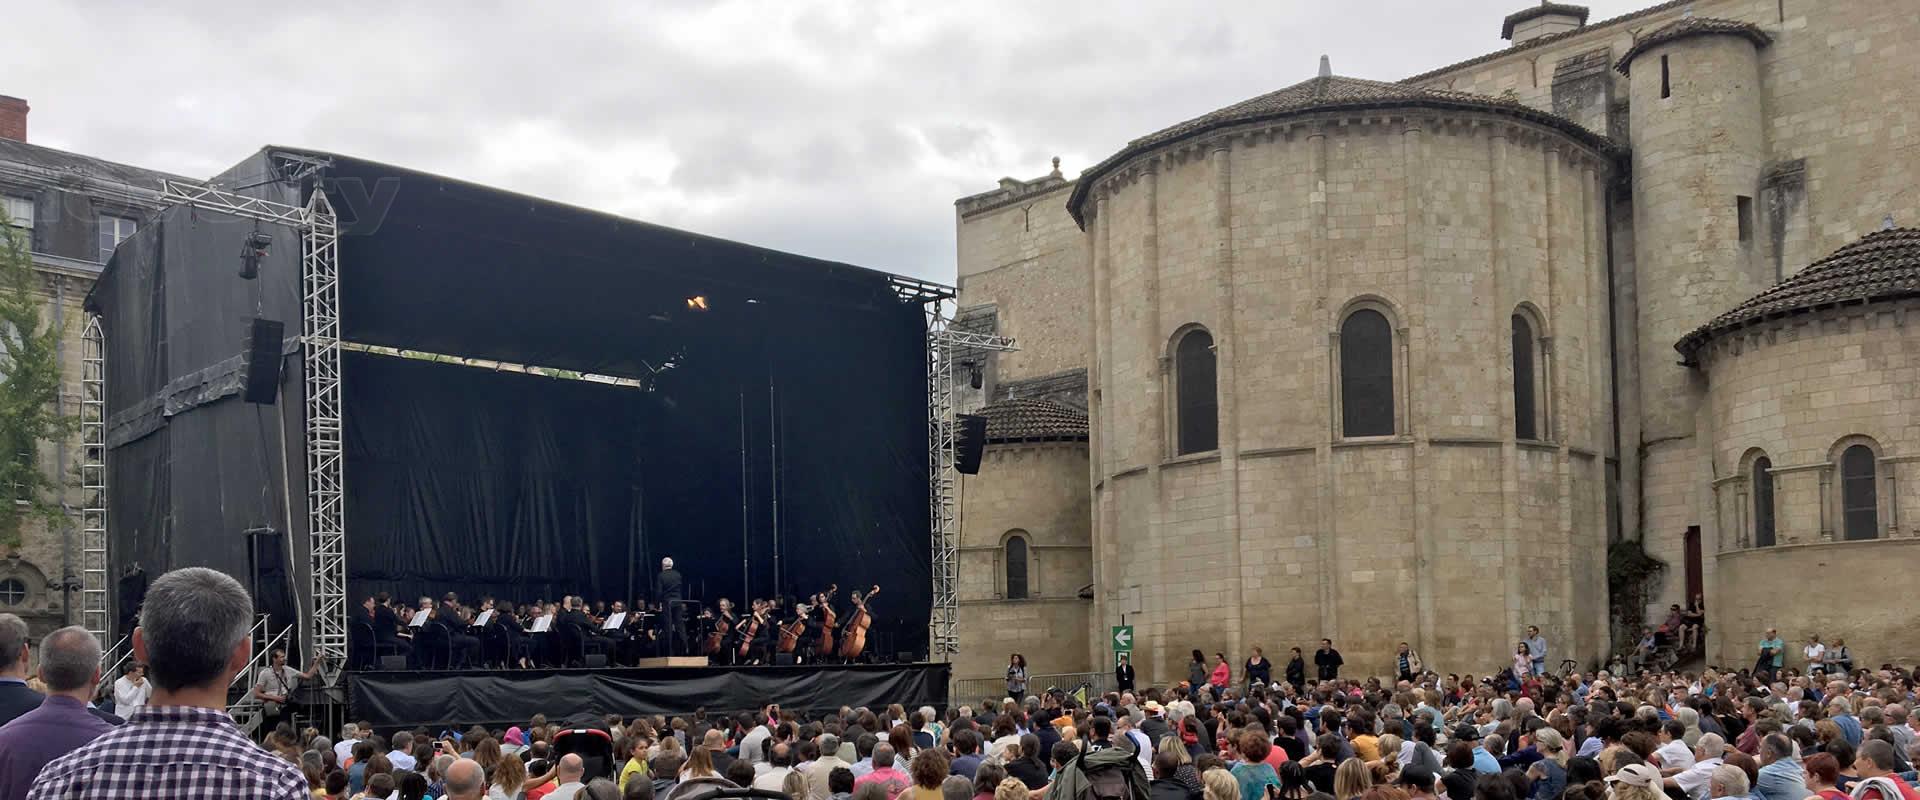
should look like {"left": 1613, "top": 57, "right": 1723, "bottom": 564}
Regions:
{"left": 5, "top": 0, "right": 1651, "bottom": 282}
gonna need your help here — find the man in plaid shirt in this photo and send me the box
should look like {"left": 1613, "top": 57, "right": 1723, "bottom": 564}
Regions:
{"left": 28, "top": 567, "right": 308, "bottom": 799}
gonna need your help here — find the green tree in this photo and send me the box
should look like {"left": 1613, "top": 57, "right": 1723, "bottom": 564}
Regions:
{"left": 0, "top": 211, "right": 76, "bottom": 548}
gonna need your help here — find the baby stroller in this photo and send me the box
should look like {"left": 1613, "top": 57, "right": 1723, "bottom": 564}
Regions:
{"left": 552, "top": 728, "right": 616, "bottom": 780}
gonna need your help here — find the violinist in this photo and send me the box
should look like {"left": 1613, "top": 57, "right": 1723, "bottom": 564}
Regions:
{"left": 370, "top": 592, "right": 413, "bottom": 662}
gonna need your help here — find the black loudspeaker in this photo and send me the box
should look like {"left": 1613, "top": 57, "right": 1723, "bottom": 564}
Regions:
{"left": 954, "top": 413, "right": 988, "bottom": 475}
{"left": 380, "top": 655, "right": 409, "bottom": 671}
{"left": 583, "top": 654, "right": 608, "bottom": 668}
{"left": 773, "top": 653, "right": 796, "bottom": 666}
{"left": 242, "top": 318, "right": 285, "bottom": 405}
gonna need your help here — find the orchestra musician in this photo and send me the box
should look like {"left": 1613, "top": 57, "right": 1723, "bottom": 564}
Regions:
{"left": 371, "top": 592, "right": 412, "bottom": 662}
{"left": 351, "top": 577, "right": 881, "bottom": 671}
{"left": 439, "top": 592, "right": 482, "bottom": 667}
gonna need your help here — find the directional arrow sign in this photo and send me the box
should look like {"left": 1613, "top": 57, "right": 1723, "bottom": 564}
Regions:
{"left": 1111, "top": 625, "right": 1134, "bottom": 652}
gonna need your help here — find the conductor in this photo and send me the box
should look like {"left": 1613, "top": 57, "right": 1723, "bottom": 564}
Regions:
{"left": 658, "top": 557, "right": 685, "bottom": 655}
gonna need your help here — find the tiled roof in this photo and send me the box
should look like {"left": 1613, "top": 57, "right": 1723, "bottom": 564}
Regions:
{"left": 1503, "top": 3, "right": 1591, "bottom": 40}
{"left": 1614, "top": 17, "right": 1771, "bottom": 75}
{"left": 1676, "top": 227, "right": 1920, "bottom": 361}
{"left": 1065, "top": 75, "right": 1612, "bottom": 227}
{"left": 979, "top": 397, "right": 1088, "bottom": 443}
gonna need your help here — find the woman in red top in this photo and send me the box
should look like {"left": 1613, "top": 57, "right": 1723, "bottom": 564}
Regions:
{"left": 1210, "top": 652, "right": 1232, "bottom": 696}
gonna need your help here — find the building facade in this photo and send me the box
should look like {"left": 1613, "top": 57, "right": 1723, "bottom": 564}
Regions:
{"left": 952, "top": 0, "right": 1920, "bottom": 685}
{"left": 0, "top": 97, "right": 185, "bottom": 644}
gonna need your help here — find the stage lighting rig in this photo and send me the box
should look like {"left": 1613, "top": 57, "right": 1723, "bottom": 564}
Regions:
{"left": 238, "top": 231, "right": 273, "bottom": 280}
{"left": 685, "top": 295, "right": 709, "bottom": 311}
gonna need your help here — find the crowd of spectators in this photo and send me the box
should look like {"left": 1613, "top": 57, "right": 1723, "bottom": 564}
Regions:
{"left": 4, "top": 566, "right": 1920, "bottom": 800}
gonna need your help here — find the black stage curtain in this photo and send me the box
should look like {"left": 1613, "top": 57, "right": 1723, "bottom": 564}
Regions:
{"left": 344, "top": 352, "right": 642, "bottom": 603}
{"left": 350, "top": 663, "right": 950, "bottom": 730}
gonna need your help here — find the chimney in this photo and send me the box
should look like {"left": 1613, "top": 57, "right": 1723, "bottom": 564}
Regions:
{"left": 0, "top": 96, "right": 26, "bottom": 143}
{"left": 1502, "top": 3, "right": 1589, "bottom": 45}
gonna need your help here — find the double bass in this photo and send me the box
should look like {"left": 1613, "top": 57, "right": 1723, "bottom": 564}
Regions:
{"left": 817, "top": 584, "right": 840, "bottom": 656}
{"left": 836, "top": 585, "right": 879, "bottom": 661}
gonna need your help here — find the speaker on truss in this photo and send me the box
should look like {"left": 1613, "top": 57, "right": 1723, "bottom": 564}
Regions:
{"left": 242, "top": 318, "right": 285, "bottom": 405}
{"left": 954, "top": 414, "right": 988, "bottom": 475}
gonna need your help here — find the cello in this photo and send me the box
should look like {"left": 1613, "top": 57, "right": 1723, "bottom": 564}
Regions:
{"left": 736, "top": 603, "right": 765, "bottom": 660}
{"left": 701, "top": 604, "right": 732, "bottom": 658}
{"left": 836, "top": 585, "right": 879, "bottom": 662}
{"left": 776, "top": 601, "right": 811, "bottom": 655}
{"left": 817, "top": 584, "right": 840, "bottom": 657}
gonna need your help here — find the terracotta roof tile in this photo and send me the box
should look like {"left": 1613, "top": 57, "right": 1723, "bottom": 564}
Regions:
{"left": 1614, "top": 17, "right": 1771, "bottom": 75}
{"left": 1676, "top": 227, "right": 1920, "bottom": 361}
{"left": 978, "top": 397, "right": 1088, "bottom": 443}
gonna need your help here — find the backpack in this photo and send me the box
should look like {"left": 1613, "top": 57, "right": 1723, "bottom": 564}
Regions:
{"left": 1084, "top": 763, "right": 1131, "bottom": 800}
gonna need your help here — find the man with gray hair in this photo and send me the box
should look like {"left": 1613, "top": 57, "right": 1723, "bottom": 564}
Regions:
{"left": 808, "top": 733, "right": 850, "bottom": 800}
{"left": 1666, "top": 733, "right": 1728, "bottom": 800}
{"left": 442, "top": 757, "right": 486, "bottom": 800}
{"left": 0, "top": 626, "right": 113, "bottom": 798}
{"left": 550, "top": 752, "right": 589, "bottom": 800}
{"left": 0, "top": 613, "right": 37, "bottom": 727}
{"left": 27, "top": 567, "right": 308, "bottom": 799}
{"left": 1708, "top": 764, "right": 1751, "bottom": 800}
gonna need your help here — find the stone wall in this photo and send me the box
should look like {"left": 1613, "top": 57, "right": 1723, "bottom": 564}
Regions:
{"left": 956, "top": 179, "right": 1091, "bottom": 382}
{"left": 1084, "top": 111, "right": 1613, "bottom": 684}
{"left": 1411, "top": 0, "right": 1920, "bottom": 626}
{"left": 1700, "top": 299, "right": 1920, "bottom": 664}
{"left": 952, "top": 443, "right": 1092, "bottom": 682}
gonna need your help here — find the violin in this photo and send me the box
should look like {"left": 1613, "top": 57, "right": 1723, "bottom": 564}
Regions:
{"left": 836, "top": 585, "right": 879, "bottom": 662}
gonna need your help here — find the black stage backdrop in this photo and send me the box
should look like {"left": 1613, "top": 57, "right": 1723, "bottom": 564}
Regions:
{"left": 351, "top": 663, "right": 950, "bottom": 730}
{"left": 89, "top": 147, "right": 936, "bottom": 660}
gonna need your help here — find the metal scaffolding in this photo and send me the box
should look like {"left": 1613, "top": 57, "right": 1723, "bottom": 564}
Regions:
{"left": 911, "top": 290, "right": 1015, "bottom": 660}
{"left": 152, "top": 179, "right": 345, "bottom": 667}
{"left": 302, "top": 188, "right": 346, "bottom": 667}
{"left": 79, "top": 316, "right": 109, "bottom": 645}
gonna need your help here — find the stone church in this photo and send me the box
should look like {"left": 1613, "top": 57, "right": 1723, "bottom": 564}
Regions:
{"left": 950, "top": 0, "right": 1920, "bottom": 688}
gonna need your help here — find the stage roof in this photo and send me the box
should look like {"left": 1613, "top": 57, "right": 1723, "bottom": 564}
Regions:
{"left": 166, "top": 146, "right": 948, "bottom": 381}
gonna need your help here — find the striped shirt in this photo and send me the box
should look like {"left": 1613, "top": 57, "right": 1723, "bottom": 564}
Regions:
{"left": 27, "top": 705, "right": 307, "bottom": 799}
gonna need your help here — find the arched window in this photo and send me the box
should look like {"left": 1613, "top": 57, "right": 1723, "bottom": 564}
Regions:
{"left": 0, "top": 577, "right": 23, "bottom": 606}
{"left": 1512, "top": 314, "right": 1537, "bottom": 440}
{"left": 1173, "top": 328, "right": 1218, "bottom": 454}
{"left": 1340, "top": 308, "right": 1395, "bottom": 437}
{"left": 1841, "top": 445, "right": 1878, "bottom": 540}
{"left": 1004, "top": 534, "right": 1030, "bottom": 600}
{"left": 1752, "top": 456, "right": 1775, "bottom": 548}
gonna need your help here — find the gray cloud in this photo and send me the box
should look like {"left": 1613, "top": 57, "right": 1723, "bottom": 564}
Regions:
{"left": 1, "top": 0, "right": 1653, "bottom": 282}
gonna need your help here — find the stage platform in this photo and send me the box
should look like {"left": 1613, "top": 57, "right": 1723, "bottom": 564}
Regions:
{"left": 349, "top": 661, "right": 950, "bottom": 730}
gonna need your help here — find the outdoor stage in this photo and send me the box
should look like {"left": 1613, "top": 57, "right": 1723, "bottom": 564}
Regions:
{"left": 85, "top": 147, "right": 998, "bottom": 679}
{"left": 349, "top": 661, "right": 950, "bottom": 729}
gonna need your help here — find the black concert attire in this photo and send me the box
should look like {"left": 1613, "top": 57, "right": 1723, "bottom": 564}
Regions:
{"left": 372, "top": 603, "right": 413, "bottom": 660}
{"left": 560, "top": 607, "right": 612, "bottom": 665}
{"left": 658, "top": 567, "right": 685, "bottom": 656}
{"left": 441, "top": 603, "right": 482, "bottom": 667}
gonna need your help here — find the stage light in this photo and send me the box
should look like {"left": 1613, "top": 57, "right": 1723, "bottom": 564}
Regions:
{"left": 686, "top": 295, "right": 709, "bottom": 311}
{"left": 238, "top": 231, "right": 272, "bottom": 280}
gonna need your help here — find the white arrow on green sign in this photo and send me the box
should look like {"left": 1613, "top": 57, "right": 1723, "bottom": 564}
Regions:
{"left": 1112, "top": 625, "right": 1134, "bottom": 651}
